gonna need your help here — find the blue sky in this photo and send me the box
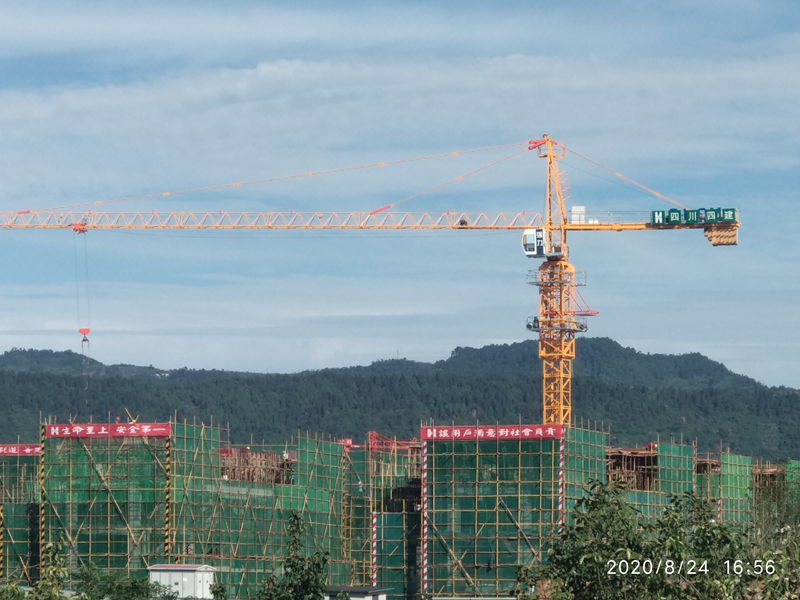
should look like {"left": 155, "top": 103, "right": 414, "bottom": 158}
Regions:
{"left": 0, "top": 1, "right": 798, "bottom": 388}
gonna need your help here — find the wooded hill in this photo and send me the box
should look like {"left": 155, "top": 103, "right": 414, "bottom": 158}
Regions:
{"left": 0, "top": 338, "right": 797, "bottom": 461}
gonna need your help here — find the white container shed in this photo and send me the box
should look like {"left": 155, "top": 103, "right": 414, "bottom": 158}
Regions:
{"left": 324, "top": 587, "right": 390, "bottom": 600}
{"left": 147, "top": 564, "right": 216, "bottom": 599}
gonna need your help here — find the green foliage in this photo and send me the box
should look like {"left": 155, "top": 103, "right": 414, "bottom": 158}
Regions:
{"left": 521, "top": 480, "right": 655, "bottom": 600}
{"left": 209, "top": 580, "right": 228, "bottom": 600}
{"left": 0, "top": 542, "right": 72, "bottom": 600}
{"left": 73, "top": 564, "right": 177, "bottom": 600}
{"left": 0, "top": 339, "right": 798, "bottom": 460}
{"left": 256, "top": 511, "right": 329, "bottom": 600}
{"left": 0, "top": 583, "right": 26, "bottom": 600}
{"left": 149, "top": 581, "right": 178, "bottom": 600}
{"left": 29, "top": 541, "right": 70, "bottom": 600}
{"left": 73, "top": 563, "right": 106, "bottom": 600}
{"left": 757, "top": 525, "right": 800, "bottom": 599}
{"left": 653, "top": 493, "right": 750, "bottom": 600}
{"left": 519, "top": 481, "right": 793, "bottom": 600}
{"left": 112, "top": 579, "right": 175, "bottom": 600}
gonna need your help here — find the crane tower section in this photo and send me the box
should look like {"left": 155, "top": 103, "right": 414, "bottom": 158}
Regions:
{"left": 524, "top": 136, "right": 594, "bottom": 425}
{"left": 526, "top": 263, "right": 594, "bottom": 425}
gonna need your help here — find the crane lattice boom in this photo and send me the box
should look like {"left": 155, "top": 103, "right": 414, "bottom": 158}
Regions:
{"left": 1, "top": 209, "right": 738, "bottom": 240}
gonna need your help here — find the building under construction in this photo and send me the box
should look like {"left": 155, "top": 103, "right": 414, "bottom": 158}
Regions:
{"left": 0, "top": 419, "right": 798, "bottom": 599}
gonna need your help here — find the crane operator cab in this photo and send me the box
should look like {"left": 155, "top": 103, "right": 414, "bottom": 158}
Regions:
{"left": 522, "top": 228, "right": 546, "bottom": 258}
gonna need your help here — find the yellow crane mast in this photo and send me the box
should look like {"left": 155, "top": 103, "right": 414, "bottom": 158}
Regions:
{"left": 532, "top": 136, "right": 583, "bottom": 426}
{"left": 0, "top": 137, "right": 739, "bottom": 425}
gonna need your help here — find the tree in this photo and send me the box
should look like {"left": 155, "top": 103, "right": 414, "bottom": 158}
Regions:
{"left": 518, "top": 481, "right": 767, "bottom": 600}
{"left": 73, "top": 563, "right": 178, "bottom": 600}
{"left": 73, "top": 563, "right": 106, "bottom": 600}
{"left": 29, "top": 541, "right": 69, "bottom": 600}
{"left": 0, "top": 583, "right": 25, "bottom": 600}
{"left": 256, "top": 511, "right": 330, "bottom": 600}
{"left": 209, "top": 581, "right": 228, "bottom": 600}
{"left": 653, "top": 492, "right": 750, "bottom": 600}
{"left": 519, "top": 480, "right": 656, "bottom": 600}
{"left": 757, "top": 525, "right": 800, "bottom": 599}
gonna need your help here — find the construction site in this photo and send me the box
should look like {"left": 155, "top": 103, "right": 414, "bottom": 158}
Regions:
{"left": 0, "top": 417, "right": 797, "bottom": 599}
{"left": 0, "top": 137, "right": 785, "bottom": 599}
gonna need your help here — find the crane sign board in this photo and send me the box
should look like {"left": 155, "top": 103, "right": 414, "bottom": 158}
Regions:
{"left": 652, "top": 208, "right": 739, "bottom": 226}
{"left": 46, "top": 423, "right": 171, "bottom": 438}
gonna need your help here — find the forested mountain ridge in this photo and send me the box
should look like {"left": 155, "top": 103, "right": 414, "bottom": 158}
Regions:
{"left": 0, "top": 339, "right": 795, "bottom": 461}
{"left": 0, "top": 347, "right": 260, "bottom": 382}
{"left": 0, "top": 339, "right": 758, "bottom": 389}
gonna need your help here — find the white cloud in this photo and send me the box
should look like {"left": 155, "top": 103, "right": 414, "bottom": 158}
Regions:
{"left": 0, "top": 2, "right": 797, "bottom": 388}
{"left": 1, "top": 46, "right": 798, "bottom": 211}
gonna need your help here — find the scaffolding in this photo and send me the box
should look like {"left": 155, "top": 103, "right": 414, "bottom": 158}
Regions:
{"left": 421, "top": 423, "right": 607, "bottom": 597}
{"left": 695, "top": 451, "right": 752, "bottom": 526}
{"left": 35, "top": 420, "right": 358, "bottom": 598}
{"left": 9, "top": 420, "right": 426, "bottom": 599}
{"left": 0, "top": 444, "right": 40, "bottom": 583}
{"left": 562, "top": 426, "right": 609, "bottom": 514}
{"left": 607, "top": 441, "right": 694, "bottom": 520}
{"left": 420, "top": 422, "right": 767, "bottom": 598}
{"left": 3, "top": 418, "right": 798, "bottom": 599}
{"left": 344, "top": 432, "right": 422, "bottom": 600}
{"left": 43, "top": 422, "right": 170, "bottom": 583}
{"left": 752, "top": 459, "right": 800, "bottom": 536}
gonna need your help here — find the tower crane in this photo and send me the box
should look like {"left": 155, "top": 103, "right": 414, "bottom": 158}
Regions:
{"left": 522, "top": 136, "right": 738, "bottom": 424}
{"left": 0, "top": 136, "right": 739, "bottom": 426}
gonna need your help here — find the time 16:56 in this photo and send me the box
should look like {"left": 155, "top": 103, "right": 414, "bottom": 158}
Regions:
{"left": 724, "top": 560, "right": 776, "bottom": 575}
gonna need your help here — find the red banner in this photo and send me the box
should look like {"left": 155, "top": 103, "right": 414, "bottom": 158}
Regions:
{"left": 420, "top": 424, "right": 563, "bottom": 441}
{"left": 45, "top": 423, "right": 171, "bottom": 438}
{"left": 0, "top": 444, "right": 41, "bottom": 456}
